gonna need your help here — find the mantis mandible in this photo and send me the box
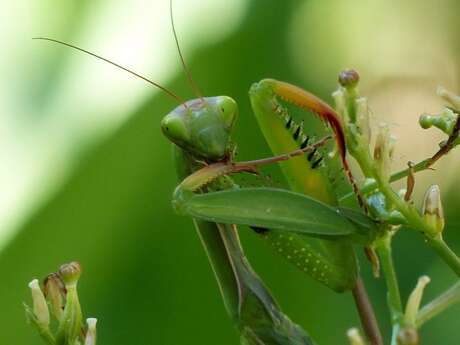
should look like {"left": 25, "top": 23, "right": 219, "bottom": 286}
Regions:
{"left": 33, "top": 2, "right": 383, "bottom": 344}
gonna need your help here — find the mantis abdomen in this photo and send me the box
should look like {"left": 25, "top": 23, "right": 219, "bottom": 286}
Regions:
{"left": 255, "top": 229, "right": 356, "bottom": 292}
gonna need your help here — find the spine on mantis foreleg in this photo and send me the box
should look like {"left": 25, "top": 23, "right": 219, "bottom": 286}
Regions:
{"left": 173, "top": 145, "right": 315, "bottom": 345}
{"left": 249, "top": 79, "right": 358, "bottom": 292}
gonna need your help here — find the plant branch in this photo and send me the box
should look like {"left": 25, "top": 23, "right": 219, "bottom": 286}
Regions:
{"left": 340, "top": 112, "right": 460, "bottom": 202}
{"left": 376, "top": 232, "right": 403, "bottom": 345}
{"left": 426, "top": 235, "right": 460, "bottom": 276}
{"left": 352, "top": 277, "right": 383, "bottom": 345}
{"left": 416, "top": 280, "right": 460, "bottom": 327}
{"left": 376, "top": 233, "right": 403, "bottom": 322}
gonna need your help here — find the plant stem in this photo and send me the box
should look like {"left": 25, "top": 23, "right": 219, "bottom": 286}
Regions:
{"left": 376, "top": 232, "right": 403, "bottom": 345}
{"left": 376, "top": 233, "right": 403, "bottom": 322}
{"left": 340, "top": 113, "right": 460, "bottom": 202}
{"left": 352, "top": 277, "right": 383, "bottom": 345}
{"left": 351, "top": 151, "right": 460, "bottom": 277}
{"left": 416, "top": 280, "right": 460, "bottom": 327}
{"left": 339, "top": 158, "right": 432, "bottom": 202}
{"left": 425, "top": 235, "right": 460, "bottom": 276}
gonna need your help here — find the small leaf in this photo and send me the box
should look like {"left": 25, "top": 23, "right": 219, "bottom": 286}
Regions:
{"left": 182, "top": 187, "right": 357, "bottom": 237}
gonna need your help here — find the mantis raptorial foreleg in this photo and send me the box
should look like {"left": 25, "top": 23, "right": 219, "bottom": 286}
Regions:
{"left": 249, "top": 79, "right": 381, "bottom": 345}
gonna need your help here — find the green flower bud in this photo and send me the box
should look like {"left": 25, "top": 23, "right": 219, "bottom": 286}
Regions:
{"left": 333, "top": 89, "right": 347, "bottom": 121}
{"left": 59, "top": 261, "right": 81, "bottom": 287}
{"left": 397, "top": 327, "right": 419, "bottom": 345}
{"left": 356, "top": 97, "right": 371, "bottom": 143}
{"left": 373, "top": 124, "right": 395, "bottom": 181}
{"left": 84, "top": 318, "right": 97, "bottom": 345}
{"left": 56, "top": 262, "right": 83, "bottom": 345}
{"left": 419, "top": 108, "right": 457, "bottom": 135}
{"left": 28, "top": 279, "right": 50, "bottom": 328}
{"left": 422, "top": 185, "right": 445, "bottom": 235}
{"left": 339, "top": 69, "right": 360, "bottom": 89}
{"left": 25, "top": 279, "right": 55, "bottom": 344}
{"left": 347, "top": 328, "right": 365, "bottom": 345}
{"left": 437, "top": 86, "right": 460, "bottom": 110}
{"left": 44, "top": 273, "right": 65, "bottom": 321}
{"left": 404, "top": 276, "right": 430, "bottom": 326}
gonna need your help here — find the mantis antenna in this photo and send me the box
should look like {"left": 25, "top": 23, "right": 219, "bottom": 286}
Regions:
{"left": 32, "top": 37, "right": 187, "bottom": 106}
{"left": 170, "top": 0, "right": 205, "bottom": 101}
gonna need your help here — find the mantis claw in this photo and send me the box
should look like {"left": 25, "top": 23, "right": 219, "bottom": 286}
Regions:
{"left": 251, "top": 78, "right": 367, "bottom": 210}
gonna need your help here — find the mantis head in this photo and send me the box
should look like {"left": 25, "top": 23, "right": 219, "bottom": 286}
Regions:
{"left": 161, "top": 96, "right": 238, "bottom": 161}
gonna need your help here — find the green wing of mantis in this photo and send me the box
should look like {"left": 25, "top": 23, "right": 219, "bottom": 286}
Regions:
{"left": 178, "top": 187, "right": 378, "bottom": 243}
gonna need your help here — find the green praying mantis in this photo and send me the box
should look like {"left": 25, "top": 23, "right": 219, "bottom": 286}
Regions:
{"left": 32, "top": 3, "right": 388, "bottom": 345}
{"left": 163, "top": 78, "right": 383, "bottom": 344}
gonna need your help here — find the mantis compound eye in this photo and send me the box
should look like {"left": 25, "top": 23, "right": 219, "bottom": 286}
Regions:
{"left": 217, "top": 96, "right": 238, "bottom": 131}
{"left": 161, "top": 113, "right": 191, "bottom": 145}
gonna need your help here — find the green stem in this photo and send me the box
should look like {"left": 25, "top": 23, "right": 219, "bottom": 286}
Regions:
{"left": 375, "top": 232, "right": 403, "bottom": 345}
{"left": 425, "top": 235, "right": 460, "bottom": 277}
{"left": 351, "top": 151, "right": 460, "bottom": 277}
{"left": 339, "top": 158, "right": 432, "bottom": 202}
{"left": 374, "top": 172, "right": 460, "bottom": 277}
{"left": 353, "top": 151, "right": 433, "bottom": 235}
{"left": 416, "top": 280, "right": 460, "bottom": 327}
{"left": 376, "top": 233, "right": 403, "bottom": 322}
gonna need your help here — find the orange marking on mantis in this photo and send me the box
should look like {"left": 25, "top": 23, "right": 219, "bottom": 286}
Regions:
{"left": 272, "top": 80, "right": 346, "bottom": 159}
{"left": 271, "top": 79, "right": 365, "bottom": 208}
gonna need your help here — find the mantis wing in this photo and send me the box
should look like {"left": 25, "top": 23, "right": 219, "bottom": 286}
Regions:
{"left": 180, "top": 187, "right": 379, "bottom": 243}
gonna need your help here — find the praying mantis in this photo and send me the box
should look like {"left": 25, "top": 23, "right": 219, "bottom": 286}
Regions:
{"left": 32, "top": 2, "right": 385, "bottom": 345}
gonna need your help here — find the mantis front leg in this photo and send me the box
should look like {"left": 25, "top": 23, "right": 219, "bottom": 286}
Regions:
{"left": 173, "top": 143, "right": 379, "bottom": 292}
{"left": 249, "top": 79, "right": 382, "bottom": 345}
{"left": 174, "top": 146, "right": 315, "bottom": 345}
{"left": 172, "top": 138, "right": 382, "bottom": 344}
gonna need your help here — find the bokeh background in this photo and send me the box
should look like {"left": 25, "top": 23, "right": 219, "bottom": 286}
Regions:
{"left": 1, "top": 0, "right": 460, "bottom": 344}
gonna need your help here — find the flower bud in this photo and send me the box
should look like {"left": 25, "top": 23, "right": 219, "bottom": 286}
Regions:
{"left": 422, "top": 185, "right": 445, "bottom": 235}
{"left": 437, "top": 86, "right": 460, "bottom": 110}
{"left": 404, "top": 276, "right": 431, "bottom": 326}
{"left": 347, "top": 328, "right": 365, "bottom": 345}
{"left": 59, "top": 261, "right": 81, "bottom": 287}
{"left": 373, "top": 124, "right": 395, "bottom": 181}
{"left": 356, "top": 97, "right": 371, "bottom": 143}
{"left": 28, "top": 279, "right": 50, "bottom": 328}
{"left": 333, "top": 89, "right": 348, "bottom": 121}
{"left": 339, "top": 69, "right": 360, "bottom": 89}
{"left": 44, "top": 273, "right": 65, "bottom": 321}
{"left": 397, "top": 327, "right": 419, "bottom": 345}
{"left": 56, "top": 262, "right": 83, "bottom": 345}
{"left": 84, "top": 318, "right": 97, "bottom": 345}
{"left": 419, "top": 108, "right": 457, "bottom": 135}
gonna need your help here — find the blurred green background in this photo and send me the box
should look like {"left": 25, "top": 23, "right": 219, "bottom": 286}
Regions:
{"left": 1, "top": 0, "right": 460, "bottom": 344}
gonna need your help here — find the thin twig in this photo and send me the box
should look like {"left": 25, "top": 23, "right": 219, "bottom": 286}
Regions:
{"left": 340, "top": 112, "right": 460, "bottom": 202}
{"left": 416, "top": 280, "right": 460, "bottom": 327}
{"left": 352, "top": 277, "right": 384, "bottom": 345}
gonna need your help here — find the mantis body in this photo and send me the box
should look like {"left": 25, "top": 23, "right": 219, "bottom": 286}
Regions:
{"left": 163, "top": 80, "right": 382, "bottom": 344}
{"left": 34, "top": 9, "right": 382, "bottom": 343}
